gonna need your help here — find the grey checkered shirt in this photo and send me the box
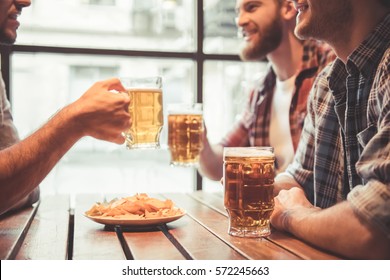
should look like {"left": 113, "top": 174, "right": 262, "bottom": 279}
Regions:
{"left": 286, "top": 14, "right": 390, "bottom": 238}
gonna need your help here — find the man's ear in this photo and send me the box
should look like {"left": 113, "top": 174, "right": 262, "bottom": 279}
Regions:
{"left": 281, "top": 1, "right": 298, "bottom": 21}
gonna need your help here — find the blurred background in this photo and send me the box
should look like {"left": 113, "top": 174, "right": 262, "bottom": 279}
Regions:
{"left": 1, "top": 0, "right": 267, "bottom": 196}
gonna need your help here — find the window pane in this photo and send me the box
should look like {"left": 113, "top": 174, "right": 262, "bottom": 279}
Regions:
{"left": 17, "top": 0, "right": 196, "bottom": 52}
{"left": 11, "top": 53, "right": 196, "bottom": 195}
{"left": 202, "top": 60, "right": 267, "bottom": 191}
{"left": 204, "top": 0, "right": 240, "bottom": 54}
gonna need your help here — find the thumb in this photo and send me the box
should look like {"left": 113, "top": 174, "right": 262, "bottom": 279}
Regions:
{"left": 202, "top": 122, "right": 210, "bottom": 145}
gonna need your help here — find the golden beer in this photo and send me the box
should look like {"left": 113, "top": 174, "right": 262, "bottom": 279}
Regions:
{"left": 168, "top": 104, "right": 203, "bottom": 166}
{"left": 121, "top": 77, "right": 163, "bottom": 149}
{"left": 223, "top": 147, "right": 275, "bottom": 237}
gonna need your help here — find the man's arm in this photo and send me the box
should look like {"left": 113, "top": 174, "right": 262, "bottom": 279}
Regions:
{"left": 0, "top": 78, "right": 130, "bottom": 215}
{"left": 198, "top": 125, "right": 224, "bottom": 181}
{"left": 0, "top": 107, "right": 82, "bottom": 214}
{"left": 6, "top": 187, "right": 40, "bottom": 213}
{"left": 0, "top": 78, "right": 40, "bottom": 213}
{"left": 274, "top": 173, "right": 303, "bottom": 195}
{"left": 271, "top": 187, "right": 390, "bottom": 259}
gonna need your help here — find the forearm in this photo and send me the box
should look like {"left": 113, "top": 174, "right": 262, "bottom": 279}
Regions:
{"left": 274, "top": 173, "right": 303, "bottom": 196}
{"left": 198, "top": 143, "right": 224, "bottom": 181}
{"left": 7, "top": 186, "right": 40, "bottom": 213}
{"left": 0, "top": 105, "right": 81, "bottom": 214}
{"left": 279, "top": 201, "right": 390, "bottom": 259}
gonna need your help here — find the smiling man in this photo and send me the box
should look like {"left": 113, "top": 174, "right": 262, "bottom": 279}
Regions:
{"left": 198, "top": 0, "right": 334, "bottom": 180}
{"left": 0, "top": 0, "right": 131, "bottom": 215}
{"left": 271, "top": 0, "right": 390, "bottom": 259}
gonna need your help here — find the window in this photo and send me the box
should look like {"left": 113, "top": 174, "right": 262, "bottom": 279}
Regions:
{"left": 2, "top": 0, "right": 267, "bottom": 195}
{"left": 17, "top": 0, "right": 195, "bottom": 51}
{"left": 204, "top": 0, "right": 239, "bottom": 54}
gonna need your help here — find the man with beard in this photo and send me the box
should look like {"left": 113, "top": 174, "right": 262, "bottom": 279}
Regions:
{"left": 271, "top": 0, "right": 390, "bottom": 259}
{"left": 198, "top": 0, "right": 334, "bottom": 180}
{"left": 0, "top": 0, "right": 131, "bottom": 215}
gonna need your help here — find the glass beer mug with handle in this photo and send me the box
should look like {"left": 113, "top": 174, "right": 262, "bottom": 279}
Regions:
{"left": 167, "top": 103, "right": 203, "bottom": 167}
{"left": 120, "top": 76, "right": 163, "bottom": 149}
{"left": 223, "top": 147, "right": 275, "bottom": 238}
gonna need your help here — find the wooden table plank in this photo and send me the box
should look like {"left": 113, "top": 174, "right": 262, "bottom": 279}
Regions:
{"left": 192, "top": 191, "right": 342, "bottom": 260}
{"left": 166, "top": 193, "right": 300, "bottom": 260}
{"left": 118, "top": 193, "right": 186, "bottom": 260}
{"left": 121, "top": 227, "right": 186, "bottom": 260}
{"left": 165, "top": 215, "right": 246, "bottom": 260}
{"left": 266, "top": 231, "right": 342, "bottom": 260}
{"left": 189, "top": 191, "right": 226, "bottom": 214}
{"left": 0, "top": 204, "right": 38, "bottom": 260}
{"left": 73, "top": 194, "right": 126, "bottom": 260}
{"left": 15, "top": 195, "right": 70, "bottom": 260}
{"left": 153, "top": 193, "right": 245, "bottom": 260}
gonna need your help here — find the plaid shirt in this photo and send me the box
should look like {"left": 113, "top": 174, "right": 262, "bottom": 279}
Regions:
{"left": 287, "top": 14, "right": 390, "bottom": 237}
{"left": 221, "top": 40, "right": 335, "bottom": 172}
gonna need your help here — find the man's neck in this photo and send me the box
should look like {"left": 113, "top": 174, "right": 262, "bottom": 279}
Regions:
{"left": 267, "top": 32, "right": 303, "bottom": 81}
{"left": 330, "top": 6, "right": 390, "bottom": 63}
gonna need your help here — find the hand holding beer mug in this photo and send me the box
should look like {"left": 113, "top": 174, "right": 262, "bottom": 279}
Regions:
{"left": 168, "top": 103, "right": 203, "bottom": 167}
{"left": 120, "top": 77, "right": 163, "bottom": 149}
{"left": 223, "top": 147, "right": 275, "bottom": 237}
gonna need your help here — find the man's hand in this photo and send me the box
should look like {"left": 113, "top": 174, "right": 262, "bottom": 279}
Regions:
{"left": 197, "top": 123, "right": 224, "bottom": 181}
{"left": 67, "top": 78, "right": 131, "bottom": 144}
{"left": 270, "top": 187, "right": 319, "bottom": 231}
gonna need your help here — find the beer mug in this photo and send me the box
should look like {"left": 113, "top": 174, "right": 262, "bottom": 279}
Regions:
{"left": 223, "top": 147, "right": 275, "bottom": 238}
{"left": 120, "top": 77, "right": 163, "bottom": 149}
{"left": 167, "top": 103, "right": 203, "bottom": 167}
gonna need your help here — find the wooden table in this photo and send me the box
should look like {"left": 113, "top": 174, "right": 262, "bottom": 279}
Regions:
{"left": 0, "top": 191, "right": 341, "bottom": 260}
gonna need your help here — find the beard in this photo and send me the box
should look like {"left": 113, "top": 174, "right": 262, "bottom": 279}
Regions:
{"left": 239, "top": 16, "right": 283, "bottom": 61}
{"left": 295, "top": 0, "right": 353, "bottom": 42}
{"left": 0, "top": 32, "right": 15, "bottom": 45}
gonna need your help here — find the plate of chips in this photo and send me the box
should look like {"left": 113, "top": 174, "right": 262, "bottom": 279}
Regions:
{"left": 84, "top": 193, "right": 186, "bottom": 226}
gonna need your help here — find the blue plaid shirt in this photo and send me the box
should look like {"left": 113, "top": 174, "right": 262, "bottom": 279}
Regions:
{"left": 286, "top": 14, "right": 390, "bottom": 238}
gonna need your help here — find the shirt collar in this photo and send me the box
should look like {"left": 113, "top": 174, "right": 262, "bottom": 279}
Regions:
{"left": 328, "top": 13, "right": 390, "bottom": 96}
{"left": 300, "top": 39, "right": 327, "bottom": 71}
{"left": 346, "top": 13, "right": 390, "bottom": 79}
{"left": 328, "top": 59, "right": 347, "bottom": 104}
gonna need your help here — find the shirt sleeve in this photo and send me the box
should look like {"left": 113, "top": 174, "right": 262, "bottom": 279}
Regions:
{"left": 219, "top": 89, "right": 256, "bottom": 147}
{"left": 0, "top": 76, "right": 20, "bottom": 149}
{"left": 285, "top": 74, "right": 322, "bottom": 204}
{"left": 348, "top": 55, "right": 390, "bottom": 238}
{"left": 348, "top": 180, "right": 390, "bottom": 238}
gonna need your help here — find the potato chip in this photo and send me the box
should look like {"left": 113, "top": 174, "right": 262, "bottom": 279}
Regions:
{"left": 85, "top": 193, "right": 184, "bottom": 220}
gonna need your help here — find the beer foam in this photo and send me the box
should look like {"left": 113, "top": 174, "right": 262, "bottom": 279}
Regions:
{"left": 224, "top": 147, "right": 274, "bottom": 158}
{"left": 127, "top": 88, "right": 162, "bottom": 93}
